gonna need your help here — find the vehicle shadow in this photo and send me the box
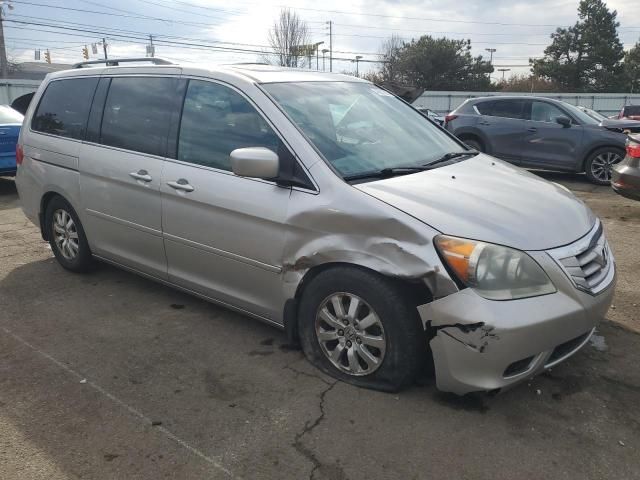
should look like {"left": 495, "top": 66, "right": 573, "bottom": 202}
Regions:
{"left": 531, "top": 170, "right": 608, "bottom": 193}
{"left": 0, "top": 176, "right": 17, "bottom": 195}
{"left": 0, "top": 177, "right": 19, "bottom": 211}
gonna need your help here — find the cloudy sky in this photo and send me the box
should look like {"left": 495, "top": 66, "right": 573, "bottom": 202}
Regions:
{"left": 4, "top": 0, "right": 640, "bottom": 80}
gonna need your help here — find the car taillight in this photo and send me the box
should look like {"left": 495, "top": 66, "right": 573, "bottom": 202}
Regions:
{"left": 16, "top": 144, "right": 24, "bottom": 166}
{"left": 444, "top": 114, "right": 458, "bottom": 123}
{"left": 627, "top": 141, "right": 640, "bottom": 158}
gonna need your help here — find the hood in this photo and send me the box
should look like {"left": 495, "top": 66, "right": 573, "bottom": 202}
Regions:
{"left": 355, "top": 155, "right": 596, "bottom": 251}
{"left": 600, "top": 118, "right": 640, "bottom": 133}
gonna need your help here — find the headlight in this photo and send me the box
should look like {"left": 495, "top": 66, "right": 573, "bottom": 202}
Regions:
{"left": 434, "top": 235, "right": 556, "bottom": 300}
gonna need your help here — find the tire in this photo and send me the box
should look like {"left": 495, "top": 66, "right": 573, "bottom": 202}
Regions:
{"left": 585, "top": 147, "right": 624, "bottom": 185}
{"left": 461, "top": 137, "right": 484, "bottom": 152}
{"left": 44, "top": 196, "right": 93, "bottom": 273}
{"left": 298, "top": 267, "right": 425, "bottom": 392}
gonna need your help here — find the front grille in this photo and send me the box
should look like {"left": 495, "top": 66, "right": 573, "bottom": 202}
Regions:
{"left": 547, "top": 221, "right": 614, "bottom": 295}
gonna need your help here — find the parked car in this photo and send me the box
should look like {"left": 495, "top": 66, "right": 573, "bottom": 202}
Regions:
{"left": 617, "top": 105, "right": 640, "bottom": 121}
{"left": 416, "top": 107, "right": 444, "bottom": 125}
{"left": 611, "top": 133, "right": 640, "bottom": 201}
{"left": 0, "top": 105, "right": 24, "bottom": 176}
{"left": 16, "top": 61, "right": 616, "bottom": 395}
{"left": 445, "top": 96, "right": 627, "bottom": 184}
{"left": 576, "top": 106, "right": 640, "bottom": 133}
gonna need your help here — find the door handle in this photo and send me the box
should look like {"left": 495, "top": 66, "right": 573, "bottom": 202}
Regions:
{"left": 478, "top": 121, "right": 491, "bottom": 126}
{"left": 527, "top": 127, "right": 538, "bottom": 132}
{"left": 167, "top": 179, "right": 195, "bottom": 192}
{"left": 129, "top": 170, "right": 152, "bottom": 182}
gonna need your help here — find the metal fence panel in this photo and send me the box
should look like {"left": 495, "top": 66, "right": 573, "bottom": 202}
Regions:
{"left": 0, "top": 79, "right": 42, "bottom": 105}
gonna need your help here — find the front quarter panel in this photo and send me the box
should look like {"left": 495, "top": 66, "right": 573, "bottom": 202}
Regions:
{"left": 280, "top": 162, "right": 459, "bottom": 305}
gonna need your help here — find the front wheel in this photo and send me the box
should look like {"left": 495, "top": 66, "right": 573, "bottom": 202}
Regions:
{"left": 298, "top": 267, "right": 425, "bottom": 392}
{"left": 585, "top": 148, "right": 624, "bottom": 185}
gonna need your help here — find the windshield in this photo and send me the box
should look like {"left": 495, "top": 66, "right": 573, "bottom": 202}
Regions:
{"left": 582, "top": 107, "right": 605, "bottom": 121}
{"left": 0, "top": 105, "right": 23, "bottom": 124}
{"left": 263, "top": 82, "right": 464, "bottom": 177}
{"left": 562, "top": 103, "right": 599, "bottom": 125}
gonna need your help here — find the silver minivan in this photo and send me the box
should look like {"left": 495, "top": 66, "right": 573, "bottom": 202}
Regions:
{"left": 16, "top": 60, "right": 616, "bottom": 395}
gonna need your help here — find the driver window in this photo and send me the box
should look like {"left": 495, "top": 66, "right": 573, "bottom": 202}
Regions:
{"left": 531, "top": 101, "right": 566, "bottom": 123}
{"left": 178, "top": 80, "right": 280, "bottom": 171}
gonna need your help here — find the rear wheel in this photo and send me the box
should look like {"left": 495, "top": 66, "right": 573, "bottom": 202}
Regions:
{"left": 585, "top": 147, "right": 624, "bottom": 185}
{"left": 45, "top": 196, "right": 93, "bottom": 272}
{"left": 298, "top": 267, "right": 424, "bottom": 392}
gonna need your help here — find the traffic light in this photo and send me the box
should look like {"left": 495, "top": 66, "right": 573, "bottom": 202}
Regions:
{"left": 82, "top": 46, "right": 89, "bottom": 60}
{"left": 44, "top": 50, "right": 51, "bottom": 64}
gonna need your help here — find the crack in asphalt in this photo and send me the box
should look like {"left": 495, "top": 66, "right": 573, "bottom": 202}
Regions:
{"left": 292, "top": 380, "right": 338, "bottom": 480}
{"left": 283, "top": 364, "right": 333, "bottom": 386}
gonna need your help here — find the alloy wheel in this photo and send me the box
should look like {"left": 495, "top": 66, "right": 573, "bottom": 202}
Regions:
{"left": 52, "top": 209, "right": 80, "bottom": 261}
{"left": 315, "top": 293, "right": 387, "bottom": 376}
{"left": 591, "top": 151, "right": 622, "bottom": 183}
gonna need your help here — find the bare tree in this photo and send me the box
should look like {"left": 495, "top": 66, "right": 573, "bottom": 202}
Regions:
{"left": 265, "top": 9, "right": 310, "bottom": 68}
{"left": 378, "top": 34, "right": 404, "bottom": 82}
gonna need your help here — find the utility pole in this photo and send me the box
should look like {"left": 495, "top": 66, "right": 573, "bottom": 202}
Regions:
{"left": 498, "top": 68, "right": 510, "bottom": 81}
{"left": 102, "top": 37, "right": 108, "bottom": 60}
{"left": 0, "top": 1, "right": 14, "bottom": 79}
{"left": 322, "top": 48, "right": 328, "bottom": 72}
{"left": 148, "top": 34, "right": 154, "bottom": 57}
{"left": 327, "top": 20, "right": 333, "bottom": 73}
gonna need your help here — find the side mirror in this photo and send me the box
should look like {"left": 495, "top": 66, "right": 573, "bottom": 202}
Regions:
{"left": 556, "top": 116, "right": 571, "bottom": 128}
{"left": 230, "top": 147, "right": 279, "bottom": 179}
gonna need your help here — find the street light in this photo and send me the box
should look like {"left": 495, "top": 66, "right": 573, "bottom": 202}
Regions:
{"left": 314, "top": 41, "right": 324, "bottom": 71}
{"left": 322, "top": 48, "right": 329, "bottom": 72}
{"left": 353, "top": 55, "right": 363, "bottom": 77}
{"left": 485, "top": 48, "right": 496, "bottom": 65}
{"left": 485, "top": 48, "right": 496, "bottom": 80}
{"left": 498, "top": 68, "right": 511, "bottom": 81}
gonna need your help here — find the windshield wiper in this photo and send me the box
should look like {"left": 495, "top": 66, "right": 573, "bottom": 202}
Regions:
{"left": 425, "top": 150, "right": 479, "bottom": 167}
{"left": 344, "top": 165, "right": 430, "bottom": 181}
{"left": 343, "top": 150, "right": 479, "bottom": 182}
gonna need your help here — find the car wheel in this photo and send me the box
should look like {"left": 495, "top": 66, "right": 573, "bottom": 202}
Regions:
{"left": 298, "top": 267, "right": 424, "bottom": 392}
{"left": 45, "top": 196, "right": 93, "bottom": 272}
{"left": 461, "top": 137, "right": 483, "bottom": 152}
{"left": 585, "top": 148, "right": 624, "bottom": 185}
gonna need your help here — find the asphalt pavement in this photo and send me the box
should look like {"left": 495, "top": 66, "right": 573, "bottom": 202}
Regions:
{"left": 1, "top": 172, "right": 639, "bottom": 480}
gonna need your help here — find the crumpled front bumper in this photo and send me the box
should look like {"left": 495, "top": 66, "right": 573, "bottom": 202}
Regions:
{"left": 418, "top": 251, "right": 616, "bottom": 395}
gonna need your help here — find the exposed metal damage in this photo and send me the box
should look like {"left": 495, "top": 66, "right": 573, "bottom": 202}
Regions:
{"left": 427, "top": 321, "right": 500, "bottom": 354}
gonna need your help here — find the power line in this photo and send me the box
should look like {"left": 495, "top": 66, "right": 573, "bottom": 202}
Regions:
{"left": 170, "top": 0, "right": 640, "bottom": 29}
{"left": 3, "top": 20, "right": 386, "bottom": 63}
{"left": 4, "top": 16, "right": 375, "bottom": 56}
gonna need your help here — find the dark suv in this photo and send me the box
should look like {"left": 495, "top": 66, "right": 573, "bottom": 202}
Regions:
{"left": 445, "top": 96, "right": 627, "bottom": 184}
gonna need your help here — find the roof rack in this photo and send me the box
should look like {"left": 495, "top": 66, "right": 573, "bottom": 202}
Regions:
{"left": 72, "top": 58, "right": 174, "bottom": 68}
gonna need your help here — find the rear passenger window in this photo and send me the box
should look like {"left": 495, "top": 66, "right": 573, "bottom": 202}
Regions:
{"left": 100, "top": 77, "right": 177, "bottom": 156}
{"left": 177, "top": 80, "right": 280, "bottom": 171}
{"left": 32, "top": 77, "right": 98, "bottom": 140}
{"left": 490, "top": 100, "right": 525, "bottom": 119}
{"left": 475, "top": 101, "right": 495, "bottom": 116}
